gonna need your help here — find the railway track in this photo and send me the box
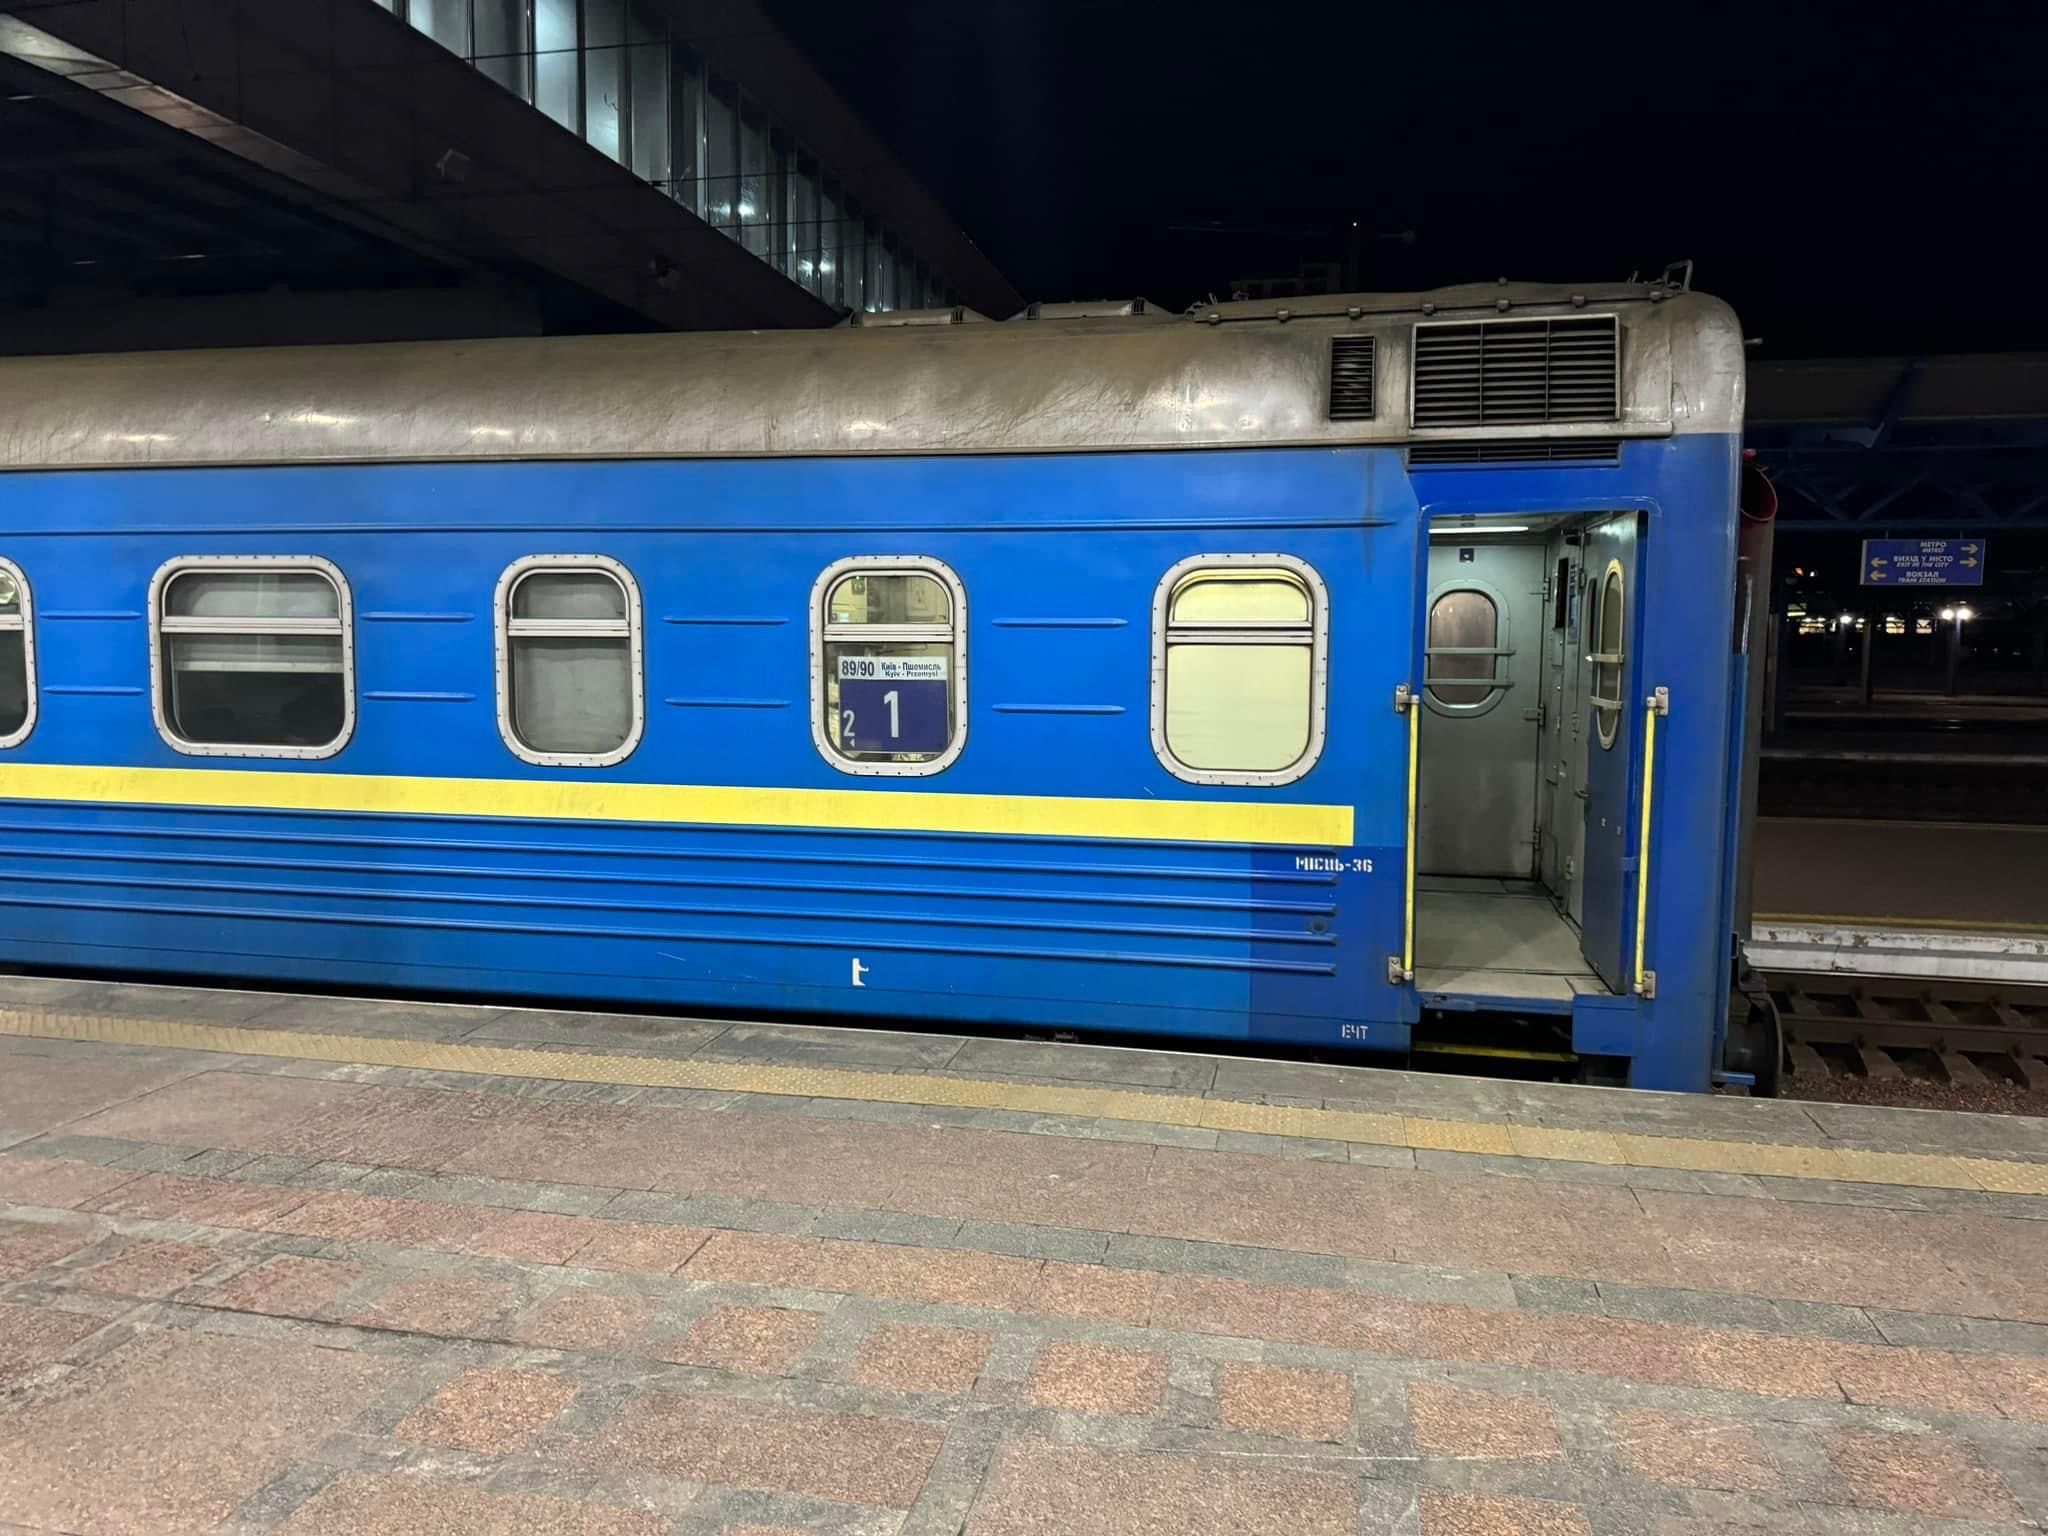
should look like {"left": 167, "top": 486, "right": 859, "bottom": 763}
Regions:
{"left": 1758, "top": 970, "right": 2048, "bottom": 1088}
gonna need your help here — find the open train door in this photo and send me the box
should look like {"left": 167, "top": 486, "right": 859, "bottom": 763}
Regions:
{"left": 1577, "top": 512, "right": 1644, "bottom": 992}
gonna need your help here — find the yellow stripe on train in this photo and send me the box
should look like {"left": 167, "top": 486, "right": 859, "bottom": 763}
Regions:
{"left": 0, "top": 762, "right": 1355, "bottom": 848}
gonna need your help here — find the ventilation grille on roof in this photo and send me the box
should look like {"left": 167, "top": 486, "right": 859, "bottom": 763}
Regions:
{"left": 1408, "top": 438, "right": 1621, "bottom": 467}
{"left": 1411, "top": 315, "right": 1619, "bottom": 428}
{"left": 1327, "top": 335, "right": 1376, "bottom": 420}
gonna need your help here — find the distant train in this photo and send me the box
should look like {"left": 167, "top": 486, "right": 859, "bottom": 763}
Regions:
{"left": 0, "top": 277, "right": 1780, "bottom": 1092}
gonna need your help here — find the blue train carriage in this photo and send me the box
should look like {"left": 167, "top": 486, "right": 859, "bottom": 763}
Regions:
{"left": 0, "top": 275, "right": 1763, "bottom": 1091}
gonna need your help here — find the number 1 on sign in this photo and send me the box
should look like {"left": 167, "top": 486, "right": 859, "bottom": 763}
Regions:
{"left": 883, "top": 689, "right": 899, "bottom": 739}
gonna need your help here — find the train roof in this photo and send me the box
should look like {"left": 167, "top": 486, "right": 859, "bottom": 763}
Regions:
{"left": 0, "top": 280, "right": 1743, "bottom": 472}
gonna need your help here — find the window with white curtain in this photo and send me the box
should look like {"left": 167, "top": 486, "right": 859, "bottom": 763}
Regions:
{"left": 496, "top": 557, "right": 643, "bottom": 766}
{"left": 1152, "top": 556, "right": 1328, "bottom": 786}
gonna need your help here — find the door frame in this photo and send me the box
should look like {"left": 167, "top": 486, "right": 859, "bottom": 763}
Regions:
{"left": 1408, "top": 497, "right": 1662, "bottom": 988}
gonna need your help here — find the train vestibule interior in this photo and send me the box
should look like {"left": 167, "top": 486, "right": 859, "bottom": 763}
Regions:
{"left": 1415, "top": 510, "right": 1643, "bottom": 1006}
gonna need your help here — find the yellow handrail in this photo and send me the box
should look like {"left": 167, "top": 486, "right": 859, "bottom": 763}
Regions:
{"left": 1402, "top": 687, "right": 1419, "bottom": 980}
{"left": 1633, "top": 687, "right": 1667, "bottom": 995}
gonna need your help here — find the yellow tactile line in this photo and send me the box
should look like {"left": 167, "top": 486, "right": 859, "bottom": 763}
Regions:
{"left": 4, "top": 1006, "right": 2045, "bottom": 1197}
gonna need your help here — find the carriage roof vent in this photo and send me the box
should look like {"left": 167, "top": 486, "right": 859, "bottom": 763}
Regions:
{"left": 1327, "top": 335, "right": 1376, "bottom": 421}
{"left": 1408, "top": 437, "right": 1621, "bottom": 467}
{"left": 1411, "top": 314, "right": 1618, "bottom": 429}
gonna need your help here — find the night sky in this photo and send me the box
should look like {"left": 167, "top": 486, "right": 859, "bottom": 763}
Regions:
{"left": 764, "top": 0, "right": 2045, "bottom": 360}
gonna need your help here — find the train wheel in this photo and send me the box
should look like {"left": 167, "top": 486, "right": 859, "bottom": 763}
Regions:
{"left": 1748, "top": 994, "right": 1785, "bottom": 1098}
{"left": 1725, "top": 989, "right": 1784, "bottom": 1098}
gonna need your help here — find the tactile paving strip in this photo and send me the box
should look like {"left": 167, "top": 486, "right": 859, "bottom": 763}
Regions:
{"left": 3, "top": 1006, "right": 2044, "bottom": 1196}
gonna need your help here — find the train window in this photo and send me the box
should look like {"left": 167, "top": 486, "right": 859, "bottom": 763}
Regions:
{"left": 1151, "top": 555, "right": 1328, "bottom": 787}
{"left": 1426, "top": 589, "right": 1501, "bottom": 707}
{"left": 496, "top": 556, "right": 644, "bottom": 767}
{"left": 1591, "top": 559, "right": 1626, "bottom": 749}
{"left": 811, "top": 556, "right": 966, "bottom": 776}
{"left": 150, "top": 558, "right": 353, "bottom": 758}
{"left": 0, "top": 560, "right": 34, "bottom": 748}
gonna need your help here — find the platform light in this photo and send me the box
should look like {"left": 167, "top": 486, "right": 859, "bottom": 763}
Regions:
{"left": 1957, "top": 605, "right": 1974, "bottom": 622}
{"left": 1940, "top": 607, "right": 1956, "bottom": 621}
{"left": 1838, "top": 612, "right": 1855, "bottom": 625}
{"left": 1916, "top": 617, "right": 1935, "bottom": 635}
{"left": 1428, "top": 525, "right": 1531, "bottom": 537}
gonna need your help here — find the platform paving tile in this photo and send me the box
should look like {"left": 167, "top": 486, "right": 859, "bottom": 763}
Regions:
{"left": 947, "top": 1037, "right": 1220, "bottom": 1092}
{"left": 0, "top": 1154, "right": 140, "bottom": 1209}
{"left": 1025, "top": 1340, "right": 1168, "bottom": 1416}
{"left": 0, "top": 1299, "right": 105, "bottom": 1382}
{"left": 0, "top": 1215, "right": 96, "bottom": 1277}
{"left": 689, "top": 1020, "right": 969, "bottom": 1070}
{"left": 457, "top": 1007, "right": 734, "bottom": 1050}
{"left": 850, "top": 1322, "right": 995, "bottom": 1395}
{"left": 1824, "top": 1428, "right": 2028, "bottom": 1522}
{"left": 281, "top": 1471, "right": 674, "bottom": 1535}
{"left": 966, "top": 1435, "right": 1356, "bottom": 1535}
{"left": 0, "top": 1329, "right": 397, "bottom": 1534}
{"left": 1417, "top": 1489, "right": 1592, "bottom": 1536}
{"left": 65, "top": 1237, "right": 227, "bottom": 1299}
{"left": 395, "top": 1367, "right": 584, "bottom": 1454}
{"left": 1609, "top": 1407, "right": 1783, "bottom": 1494}
{"left": 1409, "top": 1379, "right": 1564, "bottom": 1460}
{"left": 350, "top": 1272, "right": 515, "bottom": 1336}
{"left": 514, "top": 1288, "right": 663, "bottom": 1353}
{"left": 0, "top": 1055, "right": 202, "bottom": 1139}
{"left": 210, "top": 1253, "right": 366, "bottom": 1319}
{"left": 575, "top": 1390, "right": 946, "bottom": 1508}
{"left": 656, "top": 1304, "right": 822, "bottom": 1375}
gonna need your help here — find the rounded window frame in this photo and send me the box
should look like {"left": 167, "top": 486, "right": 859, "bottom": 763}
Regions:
{"left": 493, "top": 554, "right": 646, "bottom": 769}
{"left": 1149, "top": 552, "right": 1330, "bottom": 789}
{"left": 808, "top": 554, "right": 968, "bottom": 778}
{"left": 1591, "top": 558, "right": 1626, "bottom": 750}
{"left": 0, "top": 557, "right": 36, "bottom": 750}
{"left": 147, "top": 553, "right": 355, "bottom": 761}
{"left": 1422, "top": 577, "right": 1515, "bottom": 720}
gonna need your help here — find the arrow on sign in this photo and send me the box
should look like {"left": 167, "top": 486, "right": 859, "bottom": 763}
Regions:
{"left": 1869, "top": 557, "right": 1888, "bottom": 567}
{"left": 1962, "top": 558, "right": 1980, "bottom": 568}
{"left": 1963, "top": 544, "right": 1981, "bottom": 554}
{"left": 1868, "top": 569, "right": 1888, "bottom": 580}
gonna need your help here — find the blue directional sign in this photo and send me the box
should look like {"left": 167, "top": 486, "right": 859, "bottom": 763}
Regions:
{"left": 1860, "top": 537, "right": 1986, "bottom": 587}
{"left": 836, "top": 654, "right": 951, "bottom": 754}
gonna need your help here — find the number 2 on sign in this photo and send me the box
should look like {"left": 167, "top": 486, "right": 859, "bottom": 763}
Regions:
{"left": 842, "top": 695, "right": 904, "bottom": 746}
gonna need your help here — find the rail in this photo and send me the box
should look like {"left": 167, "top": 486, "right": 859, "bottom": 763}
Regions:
{"left": 1634, "top": 686, "right": 1669, "bottom": 996}
{"left": 1392, "top": 683, "right": 1418, "bottom": 985}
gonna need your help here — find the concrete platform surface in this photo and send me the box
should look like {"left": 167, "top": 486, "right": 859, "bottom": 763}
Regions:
{"left": 1754, "top": 817, "right": 2048, "bottom": 933}
{"left": 1, "top": 976, "right": 2045, "bottom": 1536}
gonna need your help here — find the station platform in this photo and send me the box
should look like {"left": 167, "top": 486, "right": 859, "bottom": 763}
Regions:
{"left": 1751, "top": 817, "right": 2048, "bottom": 984}
{"left": 1, "top": 975, "right": 2045, "bottom": 1535}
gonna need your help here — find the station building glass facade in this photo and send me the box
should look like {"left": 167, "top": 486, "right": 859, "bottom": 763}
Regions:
{"left": 370, "top": 0, "right": 950, "bottom": 312}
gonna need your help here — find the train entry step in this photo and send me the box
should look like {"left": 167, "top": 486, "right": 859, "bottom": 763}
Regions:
{"left": 1414, "top": 877, "right": 1608, "bottom": 1008}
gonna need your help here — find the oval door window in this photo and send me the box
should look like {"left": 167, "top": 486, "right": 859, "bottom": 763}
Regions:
{"left": 1594, "top": 561, "right": 1625, "bottom": 748}
{"left": 1427, "top": 588, "right": 1500, "bottom": 707}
